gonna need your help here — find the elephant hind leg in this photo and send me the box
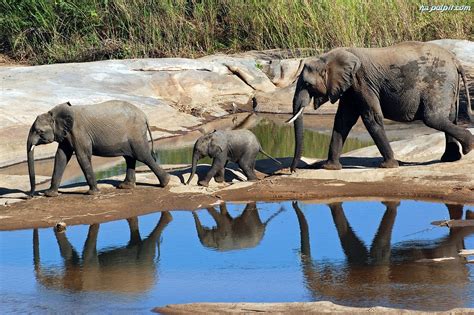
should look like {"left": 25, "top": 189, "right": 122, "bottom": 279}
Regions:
{"left": 441, "top": 135, "right": 462, "bottom": 162}
{"left": 441, "top": 104, "right": 462, "bottom": 162}
{"left": 132, "top": 137, "right": 169, "bottom": 187}
{"left": 423, "top": 114, "right": 473, "bottom": 156}
{"left": 238, "top": 158, "right": 257, "bottom": 181}
{"left": 143, "top": 156, "right": 170, "bottom": 187}
{"left": 118, "top": 156, "right": 137, "bottom": 189}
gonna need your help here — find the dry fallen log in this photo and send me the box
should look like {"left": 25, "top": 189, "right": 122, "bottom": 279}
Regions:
{"left": 431, "top": 220, "right": 474, "bottom": 228}
{"left": 458, "top": 249, "right": 474, "bottom": 257}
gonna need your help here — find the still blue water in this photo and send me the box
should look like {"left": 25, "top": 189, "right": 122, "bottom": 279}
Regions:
{"left": 1, "top": 200, "right": 473, "bottom": 313}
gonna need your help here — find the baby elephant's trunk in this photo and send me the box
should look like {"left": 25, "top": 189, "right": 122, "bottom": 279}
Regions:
{"left": 186, "top": 151, "right": 200, "bottom": 185}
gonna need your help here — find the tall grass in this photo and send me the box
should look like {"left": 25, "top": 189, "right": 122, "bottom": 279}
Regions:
{"left": 1, "top": 0, "right": 472, "bottom": 64}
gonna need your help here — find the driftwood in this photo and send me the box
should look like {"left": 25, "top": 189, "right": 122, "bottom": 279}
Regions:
{"left": 431, "top": 219, "right": 474, "bottom": 228}
{"left": 458, "top": 249, "right": 474, "bottom": 257}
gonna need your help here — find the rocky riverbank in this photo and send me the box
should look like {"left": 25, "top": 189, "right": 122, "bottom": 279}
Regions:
{"left": 1, "top": 39, "right": 473, "bottom": 229}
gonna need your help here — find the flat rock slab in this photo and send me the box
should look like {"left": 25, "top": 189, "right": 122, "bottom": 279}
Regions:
{"left": 1, "top": 40, "right": 473, "bottom": 168}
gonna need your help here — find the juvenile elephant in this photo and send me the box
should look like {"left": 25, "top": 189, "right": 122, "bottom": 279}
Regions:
{"left": 288, "top": 41, "right": 473, "bottom": 171}
{"left": 192, "top": 202, "right": 283, "bottom": 251}
{"left": 186, "top": 129, "right": 280, "bottom": 187}
{"left": 27, "top": 100, "right": 169, "bottom": 197}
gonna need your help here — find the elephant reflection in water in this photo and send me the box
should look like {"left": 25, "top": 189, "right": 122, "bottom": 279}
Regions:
{"left": 33, "top": 212, "right": 172, "bottom": 293}
{"left": 193, "top": 202, "right": 283, "bottom": 251}
{"left": 293, "top": 202, "right": 474, "bottom": 309}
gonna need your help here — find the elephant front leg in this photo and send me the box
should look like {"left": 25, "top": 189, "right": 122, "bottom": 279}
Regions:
{"left": 214, "top": 161, "right": 227, "bottom": 183}
{"left": 238, "top": 159, "right": 258, "bottom": 181}
{"left": 199, "top": 156, "right": 226, "bottom": 187}
{"left": 45, "top": 143, "right": 73, "bottom": 197}
{"left": 324, "top": 101, "right": 360, "bottom": 170}
{"left": 76, "top": 150, "right": 99, "bottom": 195}
{"left": 361, "top": 109, "right": 398, "bottom": 168}
{"left": 214, "top": 167, "right": 225, "bottom": 183}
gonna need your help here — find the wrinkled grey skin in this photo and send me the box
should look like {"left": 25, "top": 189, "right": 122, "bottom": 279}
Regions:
{"left": 186, "top": 129, "right": 279, "bottom": 187}
{"left": 293, "top": 201, "right": 474, "bottom": 306}
{"left": 192, "top": 202, "right": 283, "bottom": 251}
{"left": 33, "top": 212, "right": 172, "bottom": 293}
{"left": 289, "top": 41, "right": 473, "bottom": 172}
{"left": 27, "top": 100, "right": 169, "bottom": 197}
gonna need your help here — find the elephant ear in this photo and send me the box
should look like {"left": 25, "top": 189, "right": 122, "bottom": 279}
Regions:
{"left": 208, "top": 133, "right": 225, "bottom": 157}
{"left": 49, "top": 103, "right": 74, "bottom": 142}
{"left": 326, "top": 49, "right": 361, "bottom": 104}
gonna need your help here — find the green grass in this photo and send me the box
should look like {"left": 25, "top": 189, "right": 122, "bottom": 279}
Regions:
{"left": 1, "top": 0, "right": 472, "bottom": 64}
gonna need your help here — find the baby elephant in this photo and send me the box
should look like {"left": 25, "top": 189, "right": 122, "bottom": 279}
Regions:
{"left": 27, "top": 100, "right": 169, "bottom": 197}
{"left": 186, "top": 129, "right": 280, "bottom": 187}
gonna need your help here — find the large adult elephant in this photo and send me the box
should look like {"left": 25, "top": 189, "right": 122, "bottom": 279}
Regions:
{"left": 27, "top": 100, "right": 169, "bottom": 197}
{"left": 288, "top": 41, "right": 473, "bottom": 171}
{"left": 293, "top": 201, "right": 474, "bottom": 309}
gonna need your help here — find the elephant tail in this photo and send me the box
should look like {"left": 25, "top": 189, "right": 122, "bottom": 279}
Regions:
{"left": 146, "top": 120, "right": 157, "bottom": 161}
{"left": 456, "top": 63, "right": 472, "bottom": 123}
{"left": 259, "top": 148, "right": 282, "bottom": 165}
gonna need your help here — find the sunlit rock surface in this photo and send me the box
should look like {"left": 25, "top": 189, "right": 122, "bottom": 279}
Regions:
{"left": 0, "top": 40, "right": 472, "bottom": 169}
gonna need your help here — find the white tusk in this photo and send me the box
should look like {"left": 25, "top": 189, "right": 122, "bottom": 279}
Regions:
{"left": 286, "top": 107, "right": 304, "bottom": 124}
{"left": 30, "top": 145, "right": 35, "bottom": 152}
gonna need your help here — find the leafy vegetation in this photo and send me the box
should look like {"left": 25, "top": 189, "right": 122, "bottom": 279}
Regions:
{"left": 1, "top": 0, "right": 472, "bottom": 64}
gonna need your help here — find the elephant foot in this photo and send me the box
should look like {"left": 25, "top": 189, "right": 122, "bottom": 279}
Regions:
{"left": 379, "top": 159, "right": 399, "bottom": 168}
{"left": 86, "top": 188, "right": 100, "bottom": 195}
{"left": 159, "top": 174, "right": 170, "bottom": 188}
{"left": 461, "top": 138, "right": 473, "bottom": 155}
{"left": 198, "top": 180, "right": 209, "bottom": 187}
{"left": 382, "top": 201, "right": 400, "bottom": 208}
{"left": 321, "top": 161, "right": 342, "bottom": 170}
{"left": 44, "top": 189, "right": 59, "bottom": 197}
{"left": 214, "top": 175, "right": 225, "bottom": 183}
{"left": 441, "top": 143, "right": 462, "bottom": 162}
{"left": 117, "top": 181, "right": 136, "bottom": 189}
{"left": 160, "top": 211, "right": 173, "bottom": 224}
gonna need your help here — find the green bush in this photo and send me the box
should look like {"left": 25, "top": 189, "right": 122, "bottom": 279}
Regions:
{"left": 1, "top": 0, "right": 472, "bottom": 64}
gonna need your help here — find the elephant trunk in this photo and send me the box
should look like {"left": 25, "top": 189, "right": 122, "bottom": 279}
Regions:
{"left": 27, "top": 130, "right": 37, "bottom": 196}
{"left": 186, "top": 150, "right": 200, "bottom": 185}
{"left": 289, "top": 77, "right": 311, "bottom": 172}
